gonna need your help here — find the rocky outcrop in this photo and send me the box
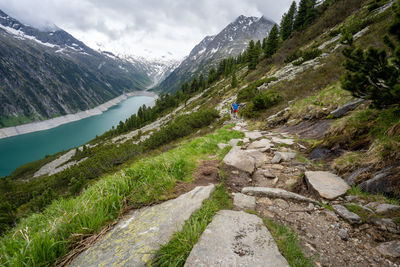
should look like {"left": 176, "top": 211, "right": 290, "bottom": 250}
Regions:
{"left": 376, "top": 240, "right": 400, "bottom": 258}
{"left": 223, "top": 147, "right": 256, "bottom": 174}
{"left": 305, "top": 171, "right": 350, "bottom": 200}
{"left": 330, "top": 99, "right": 365, "bottom": 118}
{"left": 332, "top": 205, "right": 361, "bottom": 224}
{"left": 185, "top": 210, "right": 289, "bottom": 266}
{"left": 70, "top": 185, "right": 215, "bottom": 267}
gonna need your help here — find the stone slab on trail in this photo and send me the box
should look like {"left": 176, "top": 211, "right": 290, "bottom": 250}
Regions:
{"left": 245, "top": 131, "right": 262, "bottom": 140}
{"left": 185, "top": 210, "right": 289, "bottom": 267}
{"left": 305, "top": 171, "right": 350, "bottom": 200}
{"left": 242, "top": 187, "right": 317, "bottom": 204}
{"left": 70, "top": 185, "right": 215, "bottom": 267}
{"left": 247, "top": 139, "right": 273, "bottom": 150}
{"left": 223, "top": 147, "right": 256, "bottom": 174}
{"left": 332, "top": 204, "right": 361, "bottom": 224}
{"left": 233, "top": 193, "right": 256, "bottom": 210}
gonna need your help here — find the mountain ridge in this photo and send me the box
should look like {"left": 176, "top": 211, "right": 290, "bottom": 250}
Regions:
{"left": 156, "top": 15, "right": 276, "bottom": 93}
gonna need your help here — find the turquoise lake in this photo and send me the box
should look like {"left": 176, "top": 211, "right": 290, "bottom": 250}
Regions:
{"left": 0, "top": 95, "right": 154, "bottom": 177}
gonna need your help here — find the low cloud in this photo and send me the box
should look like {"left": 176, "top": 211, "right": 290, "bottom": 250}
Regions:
{"left": 0, "top": 0, "right": 296, "bottom": 59}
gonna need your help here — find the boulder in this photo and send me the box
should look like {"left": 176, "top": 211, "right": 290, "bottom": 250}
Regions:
{"left": 185, "top": 210, "right": 289, "bottom": 266}
{"left": 330, "top": 99, "right": 365, "bottom": 118}
{"left": 359, "top": 167, "right": 395, "bottom": 195}
{"left": 228, "top": 139, "right": 242, "bottom": 147}
{"left": 242, "top": 187, "right": 317, "bottom": 204}
{"left": 376, "top": 240, "right": 400, "bottom": 258}
{"left": 376, "top": 204, "right": 400, "bottom": 214}
{"left": 305, "top": 171, "right": 350, "bottom": 200}
{"left": 217, "top": 143, "right": 229, "bottom": 150}
{"left": 332, "top": 205, "right": 361, "bottom": 224}
{"left": 244, "top": 131, "right": 262, "bottom": 140}
{"left": 244, "top": 149, "right": 268, "bottom": 168}
{"left": 223, "top": 147, "right": 255, "bottom": 174}
{"left": 309, "top": 147, "right": 331, "bottom": 160}
{"left": 247, "top": 139, "right": 272, "bottom": 150}
{"left": 271, "top": 152, "right": 296, "bottom": 164}
{"left": 271, "top": 137, "right": 295, "bottom": 145}
{"left": 233, "top": 193, "right": 256, "bottom": 210}
{"left": 70, "top": 185, "right": 215, "bottom": 267}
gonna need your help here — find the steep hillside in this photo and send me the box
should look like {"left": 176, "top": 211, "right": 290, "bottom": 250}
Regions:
{"left": 156, "top": 15, "right": 275, "bottom": 93}
{"left": 1, "top": 0, "right": 400, "bottom": 266}
{"left": 0, "top": 10, "right": 152, "bottom": 127}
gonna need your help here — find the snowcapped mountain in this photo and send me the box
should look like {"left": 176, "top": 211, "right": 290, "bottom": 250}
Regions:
{"left": 0, "top": 10, "right": 152, "bottom": 127}
{"left": 156, "top": 15, "right": 275, "bottom": 93}
{"left": 123, "top": 56, "right": 181, "bottom": 89}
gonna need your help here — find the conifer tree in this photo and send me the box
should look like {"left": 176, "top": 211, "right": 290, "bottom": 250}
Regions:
{"left": 231, "top": 72, "right": 238, "bottom": 88}
{"left": 280, "top": 1, "right": 297, "bottom": 40}
{"left": 264, "top": 24, "right": 280, "bottom": 58}
{"left": 294, "top": 0, "right": 316, "bottom": 31}
{"left": 341, "top": 0, "right": 400, "bottom": 108}
{"left": 247, "top": 40, "right": 258, "bottom": 70}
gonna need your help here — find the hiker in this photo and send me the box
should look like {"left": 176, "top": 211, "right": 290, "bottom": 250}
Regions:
{"left": 231, "top": 102, "right": 239, "bottom": 119}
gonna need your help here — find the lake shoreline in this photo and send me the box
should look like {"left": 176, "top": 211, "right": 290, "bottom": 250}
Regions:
{"left": 0, "top": 91, "right": 158, "bottom": 140}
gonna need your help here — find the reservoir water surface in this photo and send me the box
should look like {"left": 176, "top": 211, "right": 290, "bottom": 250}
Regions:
{"left": 0, "top": 95, "right": 154, "bottom": 177}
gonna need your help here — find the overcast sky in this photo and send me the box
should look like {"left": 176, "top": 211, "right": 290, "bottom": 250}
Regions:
{"left": 0, "top": 0, "right": 296, "bottom": 60}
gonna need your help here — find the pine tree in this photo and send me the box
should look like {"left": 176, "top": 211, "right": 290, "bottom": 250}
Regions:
{"left": 294, "top": 0, "right": 316, "bottom": 31}
{"left": 341, "top": 0, "right": 400, "bottom": 108}
{"left": 280, "top": 1, "right": 297, "bottom": 40}
{"left": 264, "top": 24, "right": 280, "bottom": 58}
{"left": 247, "top": 40, "right": 258, "bottom": 70}
{"left": 231, "top": 72, "right": 238, "bottom": 88}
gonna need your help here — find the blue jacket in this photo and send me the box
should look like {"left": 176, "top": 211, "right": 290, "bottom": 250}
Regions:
{"left": 232, "top": 103, "right": 239, "bottom": 110}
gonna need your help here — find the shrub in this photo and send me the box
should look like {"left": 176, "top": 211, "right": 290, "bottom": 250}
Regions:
{"left": 240, "top": 91, "right": 282, "bottom": 118}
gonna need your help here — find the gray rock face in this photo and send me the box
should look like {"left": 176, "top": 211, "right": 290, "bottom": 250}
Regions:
{"left": 359, "top": 167, "right": 395, "bottom": 195}
{"left": 233, "top": 193, "right": 256, "bottom": 210}
{"left": 330, "top": 99, "right": 365, "bottom": 118}
{"left": 369, "top": 218, "right": 399, "bottom": 233}
{"left": 185, "top": 210, "right": 289, "bottom": 267}
{"left": 70, "top": 185, "right": 215, "bottom": 267}
{"left": 332, "top": 205, "right": 361, "bottom": 224}
{"left": 228, "top": 139, "right": 242, "bottom": 147}
{"left": 376, "top": 240, "right": 400, "bottom": 258}
{"left": 245, "top": 131, "right": 263, "bottom": 140}
{"left": 242, "top": 187, "right": 317, "bottom": 204}
{"left": 305, "top": 171, "right": 350, "bottom": 200}
{"left": 223, "top": 147, "right": 256, "bottom": 174}
{"left": 376, "top": 204, "right": 400, "bottom": 214}
{"left": 309, "top": 147, "right": 331, "bottom": 160}
{"left": 245, "top": 149, "right": 268, "bottom": 168}
{"left": 345, "top": 166, "right": 372, "bottom": 186}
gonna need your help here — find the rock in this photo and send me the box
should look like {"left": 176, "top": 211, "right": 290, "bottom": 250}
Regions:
{"left": 223, "top": 147, "right": 255, "bottom": 174}
{"left": 274, "top": 199, "right": 289, "bottom": 209}
{"left": 332, "top": 205, "right": 361, "bottom": 224}
{"left": 345, "top": 166, "right": 372, "bottom": 186}
{"left": 228, "top": 139, "right": 242, "bottom": 147}
{"left": 305, "top": 171, "right": 350, "bottom": 200}
{"left": 272, "top": 152, "right": 296, "bottom": 163}
{"left": 338, "top": 228, "right": 349, "bottom": 241}
{"left": 376, "top": 204, "right": 400, "bottom": 214}
{"left": 242, "top": 187, "right": 317, "bottom": 204}
{"left": 307, "top": 203, "right": 315, "bottom": 210}
{"left": 345, "top": 195, "right": 358, "bottom": 202}
{"left": 217, "top": 143, "right": 229, "bottom": 150}
{"left": 247, "top": 139, "right": 273, "bottom": 151}
{"left": 244, "top": 131, "right": 262, "bottom": 140}
{"left": 359, "top": 167, "right": 394, "bottom": 195}
{"left": 244, "top": 149, "right": 268, "bottom": 168}
{"left": 365, "top": 202, "right": 380, "bottom": 209}
{"left": 369, "top": 218, "right": 399, "bottom": 233}
{"left": 261, "top": 170, "right": 276, "bottom": 179}
{"left": 233, "top": 193, "right": 256, "bottom": 210}
{"left": 70, "top": 185, "right": 215, "bottom": 267}
{"left": 309, "top": 147, "right": 331, "bottom": 160}
{"left": 330, "top": 99, "right": 365, "bottom": 118}
{"left": 242, "top": 138, "right": 250, "bottom": 144}
{"left": 376, "top": 240, "right": 400, "bottom": 258}
{"left": 185, "top": 210, "right": 289, "bottom": 266}
{"left": 271, "top": 137, "right": 295, "bottom": 145}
